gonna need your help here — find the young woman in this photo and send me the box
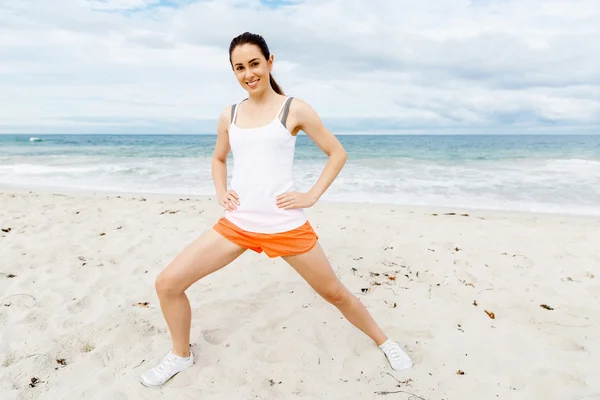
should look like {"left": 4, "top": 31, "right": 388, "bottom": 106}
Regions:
{"left": 140, "top": 32, "right": 413, "bottom": 387}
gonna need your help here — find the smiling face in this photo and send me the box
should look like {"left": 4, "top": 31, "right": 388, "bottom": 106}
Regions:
{"left": 230, "top": 44, "right": 273, "bottom": 95}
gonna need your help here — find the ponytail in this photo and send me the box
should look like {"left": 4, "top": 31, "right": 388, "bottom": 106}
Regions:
{"left": 269, "top": 74, "right": 285, "bottom": 95}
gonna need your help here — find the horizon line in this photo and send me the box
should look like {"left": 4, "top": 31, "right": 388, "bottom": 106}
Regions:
{"left": 2, "top": 132, "right": 600, "bottom": 136}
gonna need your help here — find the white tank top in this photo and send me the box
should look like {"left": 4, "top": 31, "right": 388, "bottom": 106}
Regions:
{"left": 223, "top": 96, "right": 307, "bottom": 234}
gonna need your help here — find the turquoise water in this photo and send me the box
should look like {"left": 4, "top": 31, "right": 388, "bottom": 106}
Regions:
{"left": 1, "top": 134, "right": 600, "bottom": 215}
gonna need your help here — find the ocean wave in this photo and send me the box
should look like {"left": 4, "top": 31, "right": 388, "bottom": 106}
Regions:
{"left": 0, "top": 163, "right": 138, "bottom": 175}
{"left": 0, "top": 135, "right": 600, "bottom": 214}
{"left": 1, "top": 152, "right": 599, "bottom": 216}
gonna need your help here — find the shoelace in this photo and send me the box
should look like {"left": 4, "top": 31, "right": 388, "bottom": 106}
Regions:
{"left": 384, "top": 343, "right": 405, "bottom": 362}
{"left": 155, "top": 353, "right": 177, "bottom": 374}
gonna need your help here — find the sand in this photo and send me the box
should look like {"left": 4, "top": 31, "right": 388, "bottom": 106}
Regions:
{"left": 1, "top": 189, "right": 599, "bottom": 400}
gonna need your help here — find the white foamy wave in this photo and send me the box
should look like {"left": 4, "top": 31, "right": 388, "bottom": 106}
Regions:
{"left": 292, "top": 158, "right": 600, "bottom": 216}
{"left": 29, "top": 137, "right": 42, "bottom": 142}
{"left": 0, "top": 163, "right": 134, "bottom": 175}
{"left": 1, "top": 156, "right": 600, "bottom": 216}
{"left": 546, "top": 158, "right": 600, "bottom": 166}
{"left": 0, "top": 156, "right": 216, "bottom": 196}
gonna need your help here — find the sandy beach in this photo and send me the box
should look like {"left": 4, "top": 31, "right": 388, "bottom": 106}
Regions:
{"left": 1, "top": 189, "right": 599, "bottom": 400}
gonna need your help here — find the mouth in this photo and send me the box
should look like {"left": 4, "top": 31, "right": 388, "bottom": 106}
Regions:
{"left": 246, "top": 79, "right": 259, "bottom": 89}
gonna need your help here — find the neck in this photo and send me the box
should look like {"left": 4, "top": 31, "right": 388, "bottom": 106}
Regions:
{"left": 247, "top": 86, "right": 279, "bottom": 105}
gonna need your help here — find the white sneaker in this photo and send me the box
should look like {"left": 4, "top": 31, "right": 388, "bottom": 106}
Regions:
{"left": 379, "top": 339, "right": 413, "bottom": 371}
{"left": 139, "top": 350, "right": 194, "bottom": 387}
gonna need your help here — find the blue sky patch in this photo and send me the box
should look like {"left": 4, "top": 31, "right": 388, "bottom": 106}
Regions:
{"left": 260, "top": 0, "right": 301, "bottom": 9}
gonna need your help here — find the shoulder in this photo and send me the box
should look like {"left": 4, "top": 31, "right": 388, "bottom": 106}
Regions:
{"left": 287, "top": 98, "right": 322, "bottom": 131}
{"left": 288, "top": 97, "right": 319, "bottom": 121}
{"left": 216, "top": 104, "right": 236, "bottom": 133}
{"left": 218, "top": 104, "right": 236, "bottom": 126}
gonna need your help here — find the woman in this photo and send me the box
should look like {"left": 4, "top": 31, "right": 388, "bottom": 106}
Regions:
{"left": 140, "top": 32, "right": 413, "bottom": 387}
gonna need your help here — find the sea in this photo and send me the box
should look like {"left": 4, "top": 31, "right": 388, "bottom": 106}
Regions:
{"left": 1, "top": 134, "right": 600, "bottom": 216}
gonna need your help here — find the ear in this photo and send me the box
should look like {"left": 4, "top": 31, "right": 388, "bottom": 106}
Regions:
{"left": 268, "top": 54, "right": 274, "bottom": 71}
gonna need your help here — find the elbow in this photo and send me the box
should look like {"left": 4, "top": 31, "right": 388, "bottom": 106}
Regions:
{"left": 211, "top": 157, "right": 226, "bottom": 173}
{"left": 337, "top": 149, "right": 348, "bottom": 165}
{"left": 328, "top": 149, "right": 347, "bottom": 169}
{"left": 212, "top": 155, "right": 226, "bottom": 165}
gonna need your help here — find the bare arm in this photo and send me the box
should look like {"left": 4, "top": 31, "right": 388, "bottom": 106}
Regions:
{"left": 212, "top": 106, "right": 238, "bottom": 211}
{"left": 297, "top": 100, "right": 348, "bottom": 201}
{"left": 276, "top": 99, "right": 347, "bottom": 209}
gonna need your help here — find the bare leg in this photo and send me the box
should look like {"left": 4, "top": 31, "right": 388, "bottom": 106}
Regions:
{"left": 282, "top": 242, "right": 387, "bottom": 346}
{"left": 155, "top": 229, "right": 246, "bottom": 357}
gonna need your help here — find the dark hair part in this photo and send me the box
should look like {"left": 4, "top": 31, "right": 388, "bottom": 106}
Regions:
{"left": 229, "top": 32, "right": 285, "bottom": 95}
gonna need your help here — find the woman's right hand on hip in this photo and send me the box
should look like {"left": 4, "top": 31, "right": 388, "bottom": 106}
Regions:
{"left": 218, "top": 190, "right": 240, "bottom": 211}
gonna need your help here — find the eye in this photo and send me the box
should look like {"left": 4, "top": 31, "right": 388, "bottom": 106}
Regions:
{"left": 236, "top": 66, "right": 244, "bottom": 71}
{"left": 251, "top": 62, "right": 259, "bottom": 67}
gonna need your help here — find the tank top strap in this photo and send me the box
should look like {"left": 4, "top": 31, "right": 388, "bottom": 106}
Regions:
{"left": 230, "top": 99, "right": 247, "bottom": 125}
{"left": 275, "top": 96, "right": 290, "bottom": 119}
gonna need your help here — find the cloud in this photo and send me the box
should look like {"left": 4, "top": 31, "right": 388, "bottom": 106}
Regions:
{"left": 88, "top": 0, "right": 160, "bottom": 11}
{"left": 0, "top": 0, "right": 599, "bottom": 134}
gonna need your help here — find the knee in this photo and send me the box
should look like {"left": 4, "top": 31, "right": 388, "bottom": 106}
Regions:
{"left": 322, "top": 286, "right": 351, "bottom": 307}
{"left": 155, "top": 272, "right": 183, "bottom": 297}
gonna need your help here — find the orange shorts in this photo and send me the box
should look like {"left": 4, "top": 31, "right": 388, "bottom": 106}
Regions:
{"left": 213, "top": 217, "right": 318, "bottom": 258}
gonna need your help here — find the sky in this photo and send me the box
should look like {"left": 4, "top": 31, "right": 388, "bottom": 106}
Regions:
{"left": 0, "top": 0, "right": 599, "bottom": 134}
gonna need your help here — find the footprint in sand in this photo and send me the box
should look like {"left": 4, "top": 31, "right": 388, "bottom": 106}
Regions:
{"left": 250, "top": 314, "right": 296, "bottom": 344}
{"left": 68, "top": 296, "right": 91, "bottom": 314}
{"left": 202, "top": 328, "right": 227, "bottom": 345}
{"left": 127, "top": 312, "right": 163, "bottom": 337}
{"left": 62, "top": 319, "right": 78, "bottom": 329}
{"left": 402, "top": 344, "right": 424, "bottom": 366}
{"left": 19, "top": 310, "right": 49, "bottom": 332}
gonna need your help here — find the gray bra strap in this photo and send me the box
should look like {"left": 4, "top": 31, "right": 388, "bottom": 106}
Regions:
{"left": 230, "top": 104, "right": 237, "bottom": 124}
{"left": 280, "top": 97, "right": 294, "bottom": 128}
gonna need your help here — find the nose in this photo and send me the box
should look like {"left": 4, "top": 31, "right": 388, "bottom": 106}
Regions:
{"left": 244, "top": 70, "right": 255, "bottom": 81}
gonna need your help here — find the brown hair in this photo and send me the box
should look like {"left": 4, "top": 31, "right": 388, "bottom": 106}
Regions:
{"left": 229, "top": 32, "right": 284, "bottom": 95}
